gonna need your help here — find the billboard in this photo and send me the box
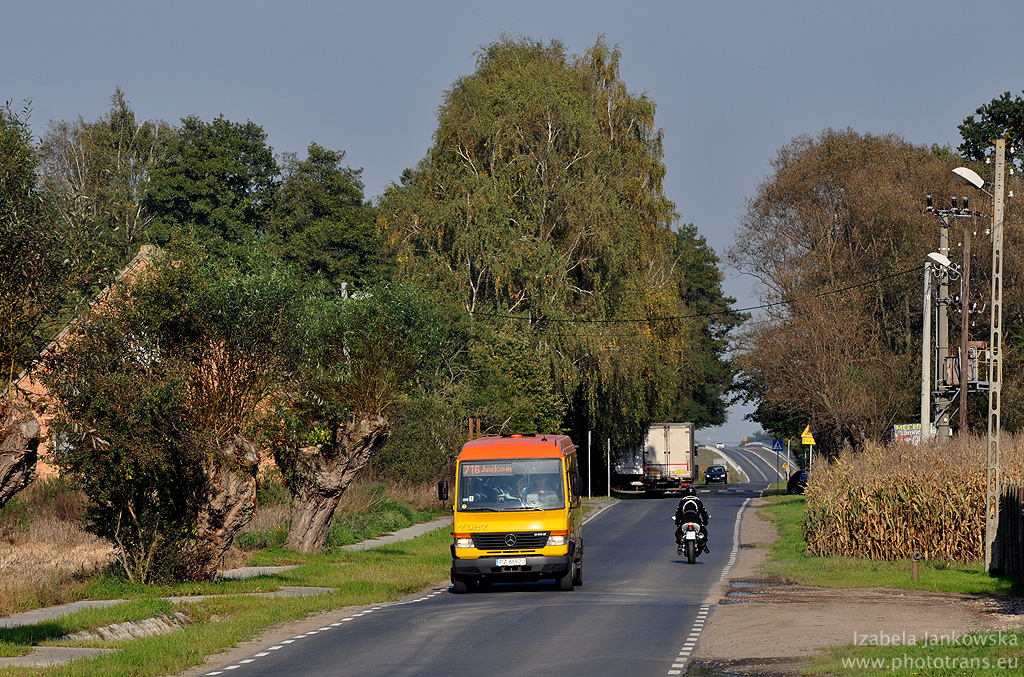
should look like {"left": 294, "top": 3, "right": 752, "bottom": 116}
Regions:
{"left": 892, "top": 423, "right": 938, "bottom": 445}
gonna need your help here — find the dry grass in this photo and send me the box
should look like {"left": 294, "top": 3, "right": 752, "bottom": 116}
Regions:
{"left": 222, "top": 476, "right": 441, "bottom": 567}
{"left": 0, "top": 474, "right": 441, "bottom": 613}
{"left": 333, "top": 475, "right": 439, "bottom": 517}
{"left": 805, "top": 434, "right": 1024, "bottom": 562}
{"left": 0, "top": 483, "right": 115, "bottom": 617}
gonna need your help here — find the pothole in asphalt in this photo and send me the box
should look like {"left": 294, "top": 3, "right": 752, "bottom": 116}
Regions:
{"left": 686, "top": 658, "right": 805, "bottom": 676}
{"left": 685, "top": 663, "right": 745, "bottom": 676}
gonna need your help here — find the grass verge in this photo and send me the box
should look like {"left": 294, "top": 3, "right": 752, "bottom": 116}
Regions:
{"left": 758, "top": 495, "right": 1019, "bottom": 595}
{"left": 0, "top": 528, "right": 452, "bottom": 676}
{"left": 0, "top": 489, "right": 609, "bottom": 673}
{"left": 758, "top": 495, "right": 1024, "bottom": 676}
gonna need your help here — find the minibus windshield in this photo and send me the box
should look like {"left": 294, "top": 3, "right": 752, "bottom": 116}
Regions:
{"left": 457, "top": 458, "right": 565, "bottom": 511}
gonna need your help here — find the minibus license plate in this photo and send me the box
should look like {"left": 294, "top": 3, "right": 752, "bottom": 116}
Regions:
{"left": 496, "top": 557, "right": 526, "bottom": 566}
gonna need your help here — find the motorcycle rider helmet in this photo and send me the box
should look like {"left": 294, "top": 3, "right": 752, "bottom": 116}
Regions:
{"left": 683, "top": 485, "right": 697, "bottom": 496}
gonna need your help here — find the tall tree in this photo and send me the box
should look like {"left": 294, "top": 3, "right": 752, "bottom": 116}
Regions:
{"left": 728, "top": 129, "right": 971, "bottom": 455}
{"left": 144, "top": 115, "right": 278, "bottom": 261}
{"left": 40, "top": 88, "right": 167, "bottom": 271}
{"left": 1, "top": 102, "right": 63, "bottom": 388}
{"left": 378, "top": 37, "right": 739, "bottom": 457}
{"left": 958, "top": 91, "right": 1024, "bottom": 165}
{"left": 1, "top": 102, "right": 57, "bottom": 507}
{"left": 267, "top": 143, "right": 385, "bottom": 288}
{"left": 660, "top": 224, "right": 745, "bottom": 426}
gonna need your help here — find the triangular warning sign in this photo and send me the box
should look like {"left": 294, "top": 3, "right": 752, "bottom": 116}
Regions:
{"left": 801, "top": 425, "right": 816, "bottom": 445}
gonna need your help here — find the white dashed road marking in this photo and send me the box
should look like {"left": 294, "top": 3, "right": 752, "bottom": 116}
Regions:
{"left": 204, "top": 590, "right": 445, "bottom": 675}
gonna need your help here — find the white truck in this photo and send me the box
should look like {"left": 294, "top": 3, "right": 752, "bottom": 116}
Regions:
{"left": 641, "top": 422, "right": 696, "bottom": 494}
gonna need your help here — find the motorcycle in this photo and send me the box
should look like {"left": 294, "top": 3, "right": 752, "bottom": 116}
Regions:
{"left": 673, "top": 517, "right": 707, "bottom": 564}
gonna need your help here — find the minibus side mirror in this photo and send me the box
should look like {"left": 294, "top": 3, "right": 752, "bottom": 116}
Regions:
{"left": 437, "top": 479, "right": 449, "bottom": 502}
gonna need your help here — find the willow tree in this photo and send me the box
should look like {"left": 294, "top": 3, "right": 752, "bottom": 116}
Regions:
{"left": 44, "top": 251, "right": 304, "bottom": 581}
{"left": 271, "top": 283, "right": 443, "bottom": 553}
{"left": 1, "top": 103, "right": 55, "bottom": 507}
{"left": 378, "top": 37, "right": 739, "bottom": 455}
{"left": 729, "top": 129, "right": 980, "bottom": 455}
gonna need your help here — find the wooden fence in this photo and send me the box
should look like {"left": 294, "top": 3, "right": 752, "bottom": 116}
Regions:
{"left": 995, "top": 483, "right": 1024, "bottom": 580}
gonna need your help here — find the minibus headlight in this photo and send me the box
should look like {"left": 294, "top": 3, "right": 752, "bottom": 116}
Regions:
{"left": 546, "top": 531, "right": 568, "bottom": 546}
{"left": 454, "top": 533, "right": 473, "bottom": 548}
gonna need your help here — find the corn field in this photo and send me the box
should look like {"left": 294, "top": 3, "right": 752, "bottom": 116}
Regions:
{"left": 804, "top": 434, "right": 1024, "bottom": 562}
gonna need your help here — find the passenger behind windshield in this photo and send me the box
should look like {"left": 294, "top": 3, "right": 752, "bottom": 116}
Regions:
{"left": 458, "top": 461, "right": 565, "bottom": 511}
{"left": 522, "top": 473, "right": 562, "bottom": 508}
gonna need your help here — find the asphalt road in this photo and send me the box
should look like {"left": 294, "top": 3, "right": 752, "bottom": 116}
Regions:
{"left": 201, "top": 486, "right": 762, "bottom": 677}
{"left": 715, "top": 445, "right": 794, "bottom": 484}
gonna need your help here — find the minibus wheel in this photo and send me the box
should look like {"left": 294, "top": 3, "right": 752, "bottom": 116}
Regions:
{"left": 557, "top": 563, "right": 575, "bottom": 591}
{"left": 452, "top": 575, "right": 470, "bottom": 594}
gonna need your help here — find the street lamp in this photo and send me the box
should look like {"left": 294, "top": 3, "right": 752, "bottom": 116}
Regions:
{"left": 953, "top": 167, "right": 988, "bottom": 194}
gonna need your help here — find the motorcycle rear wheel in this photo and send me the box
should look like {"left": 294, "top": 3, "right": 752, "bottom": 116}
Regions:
{"left": 685, "top": 540, "right": 696, "bottom": 564}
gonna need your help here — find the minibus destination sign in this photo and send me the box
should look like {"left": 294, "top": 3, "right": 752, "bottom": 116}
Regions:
{"left": 461, "top": 463, "right": 514, "bottom": 476}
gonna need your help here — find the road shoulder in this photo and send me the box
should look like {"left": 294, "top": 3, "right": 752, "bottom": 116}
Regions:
{"left": 692, "top": 496, "right": 1016, "bottom": 676}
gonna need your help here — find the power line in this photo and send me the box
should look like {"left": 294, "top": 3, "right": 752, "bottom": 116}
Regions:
{"left": 468, "top": 265, "right": 922, "bottom": 325}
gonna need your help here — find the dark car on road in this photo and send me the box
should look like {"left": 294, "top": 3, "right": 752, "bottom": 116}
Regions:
{"left": 704, "top": 465, "right": 728, "bottom": 484}
{"left": 787, "top": 469, "right": 809, "bottom": 494}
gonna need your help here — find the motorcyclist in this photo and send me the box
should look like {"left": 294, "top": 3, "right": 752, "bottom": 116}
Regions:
{"left": 674, "top": 485, "right": 710, "bottom": 555}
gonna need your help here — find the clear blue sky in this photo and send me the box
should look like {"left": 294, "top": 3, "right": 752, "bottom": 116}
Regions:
{"left": 5, "top": 1, "right": 1022, "bottom": 443}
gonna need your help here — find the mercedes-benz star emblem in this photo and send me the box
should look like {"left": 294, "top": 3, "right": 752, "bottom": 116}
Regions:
{"left": 504, "top": 533, "right": 517, "bottom": 547}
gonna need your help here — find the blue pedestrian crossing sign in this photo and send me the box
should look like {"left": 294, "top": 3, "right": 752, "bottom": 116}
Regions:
{"left": 772, "top": 439, "right": 783, "bottom": 452}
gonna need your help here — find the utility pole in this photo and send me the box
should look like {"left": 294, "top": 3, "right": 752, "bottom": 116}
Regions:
{"left": 936, "top": 214, "right": 951, "bottom": 440}
{"left": 959, "top": 229, "right": 971, "bottom": 433}
{"left": 588, "top": 430, "right": 592, "bottom": 499}
{"left": 926, "top": 193, "right": 978, "bottom": 440}
{"left": 985, "top": 139, "right": 1006, "bottom": 572}
{"left": 920, "top": 261, "right": 933, "bottom": 441}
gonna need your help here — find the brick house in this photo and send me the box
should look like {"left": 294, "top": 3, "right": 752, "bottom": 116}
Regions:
{"left": 13, "top": 245, "right": 158, "bottom": 477}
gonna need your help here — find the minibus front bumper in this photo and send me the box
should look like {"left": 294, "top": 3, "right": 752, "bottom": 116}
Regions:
{"left": 452, "top": 549, "right": 573, "bottom": 581}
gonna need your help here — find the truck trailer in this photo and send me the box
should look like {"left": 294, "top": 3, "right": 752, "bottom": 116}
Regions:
{"left": 642, "top": 422, "right": 696, "bottom": 494}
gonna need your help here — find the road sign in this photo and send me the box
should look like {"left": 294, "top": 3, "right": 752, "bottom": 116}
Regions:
{"left": 801, "top": 425, "right": 816, "bottom": 445}
{"left": 771, "top": 439, "right": 783, "bottom": 452}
